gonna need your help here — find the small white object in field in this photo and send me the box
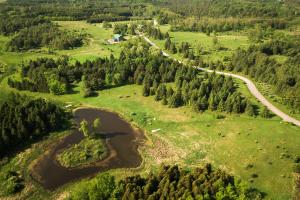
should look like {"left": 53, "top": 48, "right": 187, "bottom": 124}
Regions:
{"left": 151, "top": 129, "right": 161, "bottom": 133}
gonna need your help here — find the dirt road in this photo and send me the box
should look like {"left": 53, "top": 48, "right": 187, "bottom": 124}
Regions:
{"left": 140, "top": 34, "right": 300, "bottom": 126}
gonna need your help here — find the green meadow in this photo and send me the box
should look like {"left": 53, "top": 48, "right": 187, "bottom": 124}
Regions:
{"left": 0, "top": 20, "right": 300, "bottom": 200}
{"left": 0, "top": 71, "right": 299, "bottom": 199}
{"left": 0, "top": 21, "right": 125, "bottom": 67}
{"left": 155, "top": 24, "right": 250, "bottom": 62}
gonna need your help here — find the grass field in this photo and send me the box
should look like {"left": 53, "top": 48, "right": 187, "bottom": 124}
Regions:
{"left": 0, "top": 20, "right": 299, "bottom": 199}
{"left": 55, "top": 21, "right": 123, "bottom": 62}
{"left": 0, "top": 21, "right": 124, "bottom": 67}
{"left": 154, "top": 24, "right": 250, "bottom": 62}
{"left": 0, "top": 74, "right": 299, "bottom": 199}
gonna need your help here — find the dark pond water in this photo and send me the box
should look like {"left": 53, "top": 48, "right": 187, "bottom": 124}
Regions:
{"left": 30, "top": 107, "right": 145, "bottom": 190}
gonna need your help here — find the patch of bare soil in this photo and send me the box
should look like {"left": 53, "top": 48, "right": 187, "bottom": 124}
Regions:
{"left": 146, "top": 135, "right": 184, "bottom": 165}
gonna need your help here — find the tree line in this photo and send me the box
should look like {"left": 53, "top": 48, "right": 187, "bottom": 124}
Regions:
{"left": 67, "top": 164, "right": 262, "bottom": 199}
{"left": 168, "top": 17, "right": 288, "bottom": 34}
{"left": 1, "top": 0, "right": 151, "bottom": 22}
{"left": 7, "top": 23, "right": 85, "bottom": 51}
{"left": 142, "top": 22, "right": 168, "bottom": 40}
{"left": 0, "top": 93, "right": 69, "bottom": 158}
{"left": 159, "top": 0, "right": 299, "bottom": 18}
{"left": 8, "top": 38, "right": 253, "bottom": 115}
{"left": 0, "top": 17, "right": 48, "bottom": 36}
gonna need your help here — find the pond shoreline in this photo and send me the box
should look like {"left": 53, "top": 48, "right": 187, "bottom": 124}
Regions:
{"left": 29, "top": 107, "right": 146, "bottom": 191}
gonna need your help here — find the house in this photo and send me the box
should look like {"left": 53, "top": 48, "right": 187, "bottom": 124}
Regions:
{"left": 112, "top": 34, "right": 123, "bottom": 42}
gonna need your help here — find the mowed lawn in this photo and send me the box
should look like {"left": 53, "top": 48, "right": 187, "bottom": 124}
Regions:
{"left": 154, "top": 24, "right": 249, "bottom": 62}
{"left": 0, "top": 77, "right": 299, "bottom": 200}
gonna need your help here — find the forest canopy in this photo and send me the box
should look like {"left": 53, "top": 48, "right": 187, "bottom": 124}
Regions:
{"left": 68, "top": 164, "right": 262, "bottom": 200}
{"left": 0, "top": 93, "right": 69, "bottom": 158}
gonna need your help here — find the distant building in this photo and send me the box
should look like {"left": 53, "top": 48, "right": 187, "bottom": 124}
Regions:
{"left": 112, "top": 34, "right": 123, "bottom": 42}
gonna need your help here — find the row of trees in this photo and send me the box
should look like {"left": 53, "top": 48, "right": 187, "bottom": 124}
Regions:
{"left": 161, "top": 0, "right": 299, "bottom": 18}
{"left": 165, "top": 39, "right": 197, "bottom": 59}
{"left": 113, "top": 23, "right": 137, "bottom": 36}
{"left": 7, "top": 23, "right": 85, "bottom": 51}
{"left": 8, "top": 39, "right": 251, "bottom": 115}
{"left": 0, "top": 17, "right": 48, "bottom": 36}
{"left": 0, "top": 93, "right": 69, "bottom": 157}
{"left": 87, "top": 14, "right": 130, "bottom": 24}
{"left": 0, "top": 0, "right": 150, "bottom": 22}
{"left": 8, "top": 57, "right": 69, "bottom": 94}
{"left": 142, "top": 22, "right": 168, "bottom": 40}
{"left": 68, "top": 164, "right": 262, "bottom": 199}
{"left": 169, "top": 17, "right": 288, "bottom": 34}
{"left": 144, "top": 73, "right": 255, "bottom": 114}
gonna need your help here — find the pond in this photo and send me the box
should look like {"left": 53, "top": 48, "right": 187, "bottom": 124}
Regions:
{"left": 29, "top": 107, "right": 145, "bottom": 190}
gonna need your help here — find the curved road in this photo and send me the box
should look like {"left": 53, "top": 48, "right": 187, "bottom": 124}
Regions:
{"left": 140, "top": 33, "right": 300, "bottom": 126}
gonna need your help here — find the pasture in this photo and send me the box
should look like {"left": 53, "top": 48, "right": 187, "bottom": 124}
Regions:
{"left": 155, "top": 24, "right": 250, "bottom": 62}
{"left": 0, "top": 76, "right": 299, "bottom": 199}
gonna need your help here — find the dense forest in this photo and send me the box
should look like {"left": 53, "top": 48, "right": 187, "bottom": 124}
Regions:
{"left": 159, "top": 0, "right": 300, "bottom": 18}
{"left": 8, "top": 38, "right": 254, "bottom": 115}
{"left": 0, "top": 93, "right": 69, "bottom": 157}
{"left": 0, "top": 0, "right": 151, "bottom": 21}
{"left": 68, "top": 164, "right": 262, "bottom": 199}
{"left": 7, "top": 23, "right": 85, "bottom": 51}
{"left": 169, "top": 17, "right": 288, "bottom": 34}
{"left": 152, "top": 0, "right": 300, "bottom": 34}
{"left": 0, "top": 17, "right": 49, "bottom": 36}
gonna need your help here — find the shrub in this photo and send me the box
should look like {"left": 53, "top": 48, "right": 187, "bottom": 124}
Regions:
{"left": 293, "top": 164, "right": 300, "bottom": 173}
{"left": 0, "top": 171, "right": 23, "bottom": 195}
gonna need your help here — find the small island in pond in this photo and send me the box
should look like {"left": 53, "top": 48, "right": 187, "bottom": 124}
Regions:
{"left": 56, "top": 118, "right": 108, "bottom": 168}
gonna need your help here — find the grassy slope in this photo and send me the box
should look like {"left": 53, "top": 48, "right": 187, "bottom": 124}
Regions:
{"left": 0, "top": 77, "right": 299, "bottom": 199}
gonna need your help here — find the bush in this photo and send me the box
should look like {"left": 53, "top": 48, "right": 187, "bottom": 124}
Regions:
{"left": 260, "top": 107, "right": 272, "bottom": 118}
{"left": 68, "top": 173, "right": 115, "bottom": 200}
{"left": 215, "top": 114, "right": 225, "bottom": 119}
{"left": 56, "top": 137, "right": 107, "bottom": 168}
{"left": 0, "top": 171, "right": 23, "bottom": 195}
{"left": 293, "top": 164, "right": 300, "bottom": 173}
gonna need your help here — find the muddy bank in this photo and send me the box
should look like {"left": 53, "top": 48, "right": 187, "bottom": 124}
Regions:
{"left": 30, "top": 107, "right": 145, "bottom": 190}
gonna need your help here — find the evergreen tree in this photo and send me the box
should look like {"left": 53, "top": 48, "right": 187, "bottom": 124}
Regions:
{"left": 245, "top": 101, "right": 256, "bottom": 116}
{"left": 165, "top": 38, "right": 171, "bottom": 50}
{"left": 260, "top": 107, "right": 272, "bottom": 118}
{"left": 143, "top": 84, "right": 150, "bottom": 97}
